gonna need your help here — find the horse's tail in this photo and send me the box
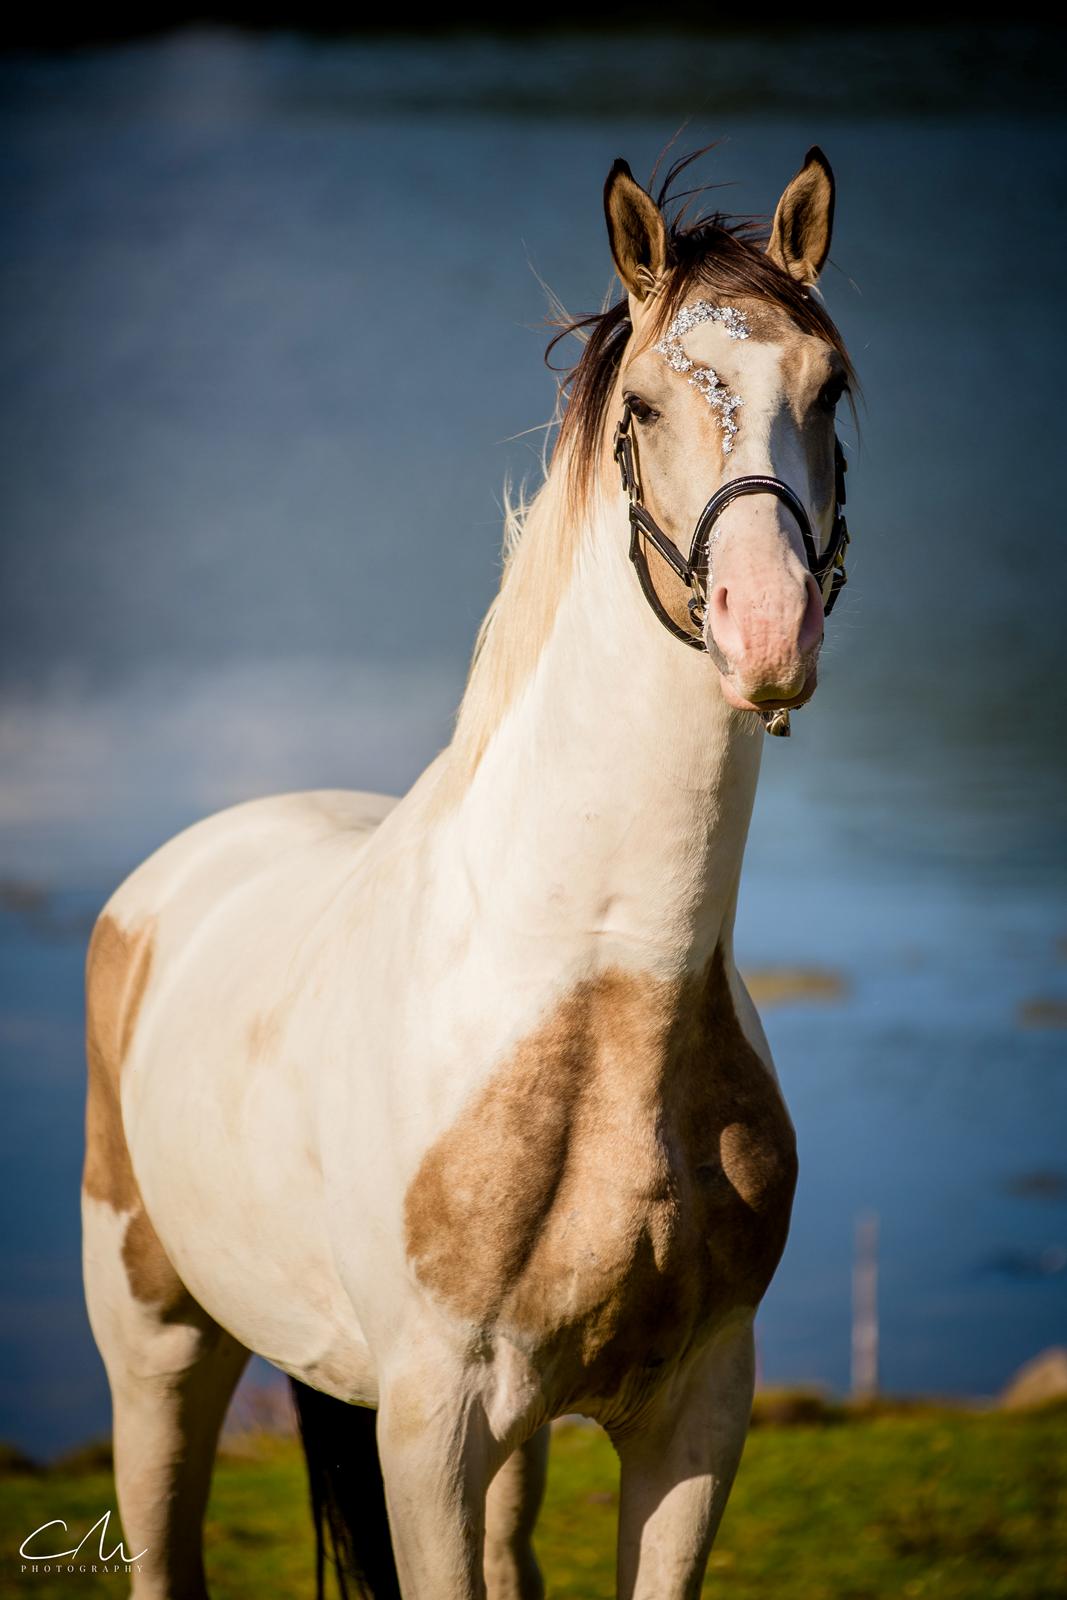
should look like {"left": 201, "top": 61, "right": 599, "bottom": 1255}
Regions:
{"left": 289, "top": 1379, "right": 402, "bottom": 1600}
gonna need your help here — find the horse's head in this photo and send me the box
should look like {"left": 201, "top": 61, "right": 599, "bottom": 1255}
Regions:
{"left": 576, "top": 150, "right": 853, "bottom": 719}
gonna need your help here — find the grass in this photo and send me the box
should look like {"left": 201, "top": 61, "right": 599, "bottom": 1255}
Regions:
{"left": 1, "top": 1405, "right": 1064, "bottom": 1598}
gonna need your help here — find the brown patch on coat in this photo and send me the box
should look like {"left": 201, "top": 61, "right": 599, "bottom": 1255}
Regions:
{"left": 83, "top": 914, "right": 199, "bottom": 1318}
{"left": 118, "top": 1208, "right": 196, "bottom": 1318}
{"left": 404, "top": 947, "right": 797, "bottom": 1403}
{"left": 247, "top": 1007, "right": 284, "bottom": 1062}
{"left": 83, "top": 915, "right": 154, "bottom": 1213}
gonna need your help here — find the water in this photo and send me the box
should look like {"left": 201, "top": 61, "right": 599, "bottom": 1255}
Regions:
{"left": 1, "top": 28, "right": 1065, "bottom": 1455}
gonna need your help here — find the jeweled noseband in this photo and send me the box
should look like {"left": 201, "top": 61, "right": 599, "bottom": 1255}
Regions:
{"left": 612, "top": 402, "right": 851, "bottom": 736}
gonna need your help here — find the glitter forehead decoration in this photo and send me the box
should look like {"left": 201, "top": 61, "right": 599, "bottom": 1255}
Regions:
{"left": 653, "top": 301, "right": 751, "bottom": 453}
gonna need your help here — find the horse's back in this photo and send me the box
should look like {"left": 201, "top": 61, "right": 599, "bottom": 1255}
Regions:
{"left": 83, "top": 788, "right": 399, "bottom": 1390}
{"left": 101, "top": 788, "right": 397, "bottom": 933}
{"left": 89, "top": 785, "right": 397, "bottom": 1083}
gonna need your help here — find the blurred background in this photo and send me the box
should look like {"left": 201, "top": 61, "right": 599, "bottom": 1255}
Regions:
{"left": 1, "top": 17, "right": 1065, "bottom": 1479}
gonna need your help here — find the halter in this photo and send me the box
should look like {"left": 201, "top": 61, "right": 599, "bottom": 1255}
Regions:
{"left": 613, "top": 403, "right": 851, "bottom": 736}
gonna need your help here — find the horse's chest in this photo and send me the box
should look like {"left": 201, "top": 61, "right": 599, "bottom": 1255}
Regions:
{"left": 404, "top": 951, "right": 797, "bottom": 1385}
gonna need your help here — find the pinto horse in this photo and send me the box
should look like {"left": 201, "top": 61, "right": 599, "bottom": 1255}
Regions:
{"left": 83, "top": 148, "right": 854, "bottom": 1599}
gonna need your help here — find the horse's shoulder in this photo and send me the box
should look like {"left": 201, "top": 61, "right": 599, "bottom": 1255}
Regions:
{"left": 404, "top": 947, "right": 797, "bottom": 1378}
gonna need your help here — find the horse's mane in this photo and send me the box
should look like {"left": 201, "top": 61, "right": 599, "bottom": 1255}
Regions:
{"left": 548, "top": 147, "right": 856, "bottom": 509}
{"left": 438, "top": 150, "right": 855, "bottom": 802}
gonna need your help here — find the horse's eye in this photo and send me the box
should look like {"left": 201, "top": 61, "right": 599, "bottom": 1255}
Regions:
{"left": 625, "top": 394, "right": 657, "bottom": 424}
{"left": 818, "top": 376, "right": 847, "bottom": 414}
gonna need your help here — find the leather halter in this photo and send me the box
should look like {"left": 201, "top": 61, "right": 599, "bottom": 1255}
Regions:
{"left": 613, "top": 403, "right": 851, "bottom": 735}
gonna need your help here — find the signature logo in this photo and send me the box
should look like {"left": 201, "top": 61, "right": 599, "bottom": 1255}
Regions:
{"left": 18, "top": 1510, "right": 146, "bottom": 1575}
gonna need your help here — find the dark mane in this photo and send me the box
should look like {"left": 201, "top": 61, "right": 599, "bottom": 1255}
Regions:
{"left": 547, "top": 150, "right": 856, "bottom": 503}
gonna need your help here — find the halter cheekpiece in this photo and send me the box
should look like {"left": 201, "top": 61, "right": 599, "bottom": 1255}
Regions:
{"left": 613, "top": 402, "right": 851, "bottom": 737}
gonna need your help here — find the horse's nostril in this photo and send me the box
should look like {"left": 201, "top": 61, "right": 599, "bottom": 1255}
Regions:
{"left": 707, "top": 584, "right": 741, "bottom": 661}
{"left": 707, "top": 569, "right": 821, "bottom": 692}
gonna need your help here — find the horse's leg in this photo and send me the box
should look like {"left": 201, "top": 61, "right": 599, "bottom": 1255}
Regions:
{"left": 483, "top": 1426, "right": 549, "bottom": 1600}
{"left": 614, "top": 1317, "right": 755, "bottom": 1600}
{"left": 376, "top": 1358, "right": 503, "bottom": 1600}
{"left": 82, "top": 1196, "right": 249, "bottom": 1599}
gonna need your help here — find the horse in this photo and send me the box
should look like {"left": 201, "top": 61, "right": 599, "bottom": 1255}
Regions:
{"left": 82, "top": 145, "right": 855, "bottom": 1599}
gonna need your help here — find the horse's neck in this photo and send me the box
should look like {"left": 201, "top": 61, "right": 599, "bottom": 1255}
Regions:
{"left": 437, "top": 476, "right": 763, "bottom": 982}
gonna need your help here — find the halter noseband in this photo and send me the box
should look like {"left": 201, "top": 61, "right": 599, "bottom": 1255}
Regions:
{"left": 613, "top": 403, "right": 851, "bottom": 736}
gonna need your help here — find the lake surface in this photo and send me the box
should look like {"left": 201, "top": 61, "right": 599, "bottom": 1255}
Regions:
{"left": 1, "top": 27, "right": 1065, "bottom": 1455}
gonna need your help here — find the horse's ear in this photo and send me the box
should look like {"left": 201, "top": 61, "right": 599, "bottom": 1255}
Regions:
{"left": 604, "top": 159, "right": 668, "bottom": 300}
{"left": 766, "top": 147, "right": 835, "bottom": 286}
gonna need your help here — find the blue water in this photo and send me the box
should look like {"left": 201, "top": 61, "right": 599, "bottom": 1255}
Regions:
{"left": 1, "top": 28, "right": 1065, "bottom": 1455}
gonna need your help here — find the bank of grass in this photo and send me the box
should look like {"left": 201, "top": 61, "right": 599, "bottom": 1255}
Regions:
{"left": 1, "top": 1402, "right": 1064, "bottom": 1598}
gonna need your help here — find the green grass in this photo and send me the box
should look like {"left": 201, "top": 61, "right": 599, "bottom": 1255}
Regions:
{"left": 1, "top": 1408, "right": 1064, "bottom": 1598}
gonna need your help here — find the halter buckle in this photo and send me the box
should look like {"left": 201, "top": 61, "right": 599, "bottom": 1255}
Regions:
{"left": 613, "top": 406, "right": 636, "bottom": 496}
